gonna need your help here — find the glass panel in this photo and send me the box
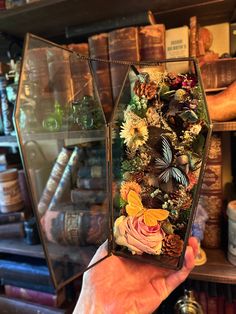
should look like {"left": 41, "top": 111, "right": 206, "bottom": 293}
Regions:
{"left": 111, "top": 59, "right": 212, "bottom": 269}
{"left": 15, "top": 34, "right": 110, "bottom": 288}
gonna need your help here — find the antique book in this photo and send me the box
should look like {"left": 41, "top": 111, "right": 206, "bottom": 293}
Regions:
{"left": 199, "top": 133, "right": 223, "bottom": 220}
{"left": 76, "top": 178, "right": 106, "bottom": 190}
{"left": 139, "top": 24, "right": 165, "bottom": 61}
{"left": 46, "top": 47, "right": 73, "bottom": 109}
{"left": 0, "top": 295, "right": 67, "bottom": 314}
{"left": 4, "top": 285, "right": 65, "bottom": 308}
{"left": 207, "top": 282, "right": 218, "bottom": 314}
{"left": 18, "top": 169, "right": 33, "bottom": 218}
{"left": 0, "top": 211, "right": 25, "bottom": 225}
{"left": 38, "top": 147, "right": 72, "bottom": 217}
{"left": 189, "top": 16, "right": 197, "bottom": 58}
{"left": 0, "top": 258, "right": 53, "bottom": 288}
{"left": 108, "top": 27, "right": 140, "bottom": 101}
{"left": 48, "top": 147, "right": 80, "bottom": 210}
{"left": 165, "top": 25, "right": 189, "bottom": 73}
{"left": 200, "top": 58, "right": 236, "bottom": 90}
{"left": 71, "top": 189, "right": 106, "bottom": 205}
{"left": 67, "top": 43, "right": 93, "bottom": 99}
{"left": 88, "top": 33, "right": 113, "bottom": 121}
{"left": 0, "top": 222, "right": 24, "bottom": 239}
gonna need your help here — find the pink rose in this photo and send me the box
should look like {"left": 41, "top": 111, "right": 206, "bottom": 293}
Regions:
{"left": 114, "top": 215, "right": 164, "bottom": 255}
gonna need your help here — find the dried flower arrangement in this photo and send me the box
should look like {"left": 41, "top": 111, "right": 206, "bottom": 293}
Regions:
{"left": 113, "top": 65, "right": 211, "bottom": 263}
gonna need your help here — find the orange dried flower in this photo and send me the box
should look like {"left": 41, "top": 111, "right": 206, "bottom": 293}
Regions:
{"left": 120, "top": 181, "right": 141, "bottom": 201}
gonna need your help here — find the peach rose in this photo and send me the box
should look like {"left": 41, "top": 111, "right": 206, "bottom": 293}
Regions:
{"left": 114, "top": 215, "right": 164, "bottom": 255}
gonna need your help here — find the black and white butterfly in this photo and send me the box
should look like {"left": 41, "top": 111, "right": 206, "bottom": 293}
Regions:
{"left": 155, "top": 135, "right": 189, "bottom": 186}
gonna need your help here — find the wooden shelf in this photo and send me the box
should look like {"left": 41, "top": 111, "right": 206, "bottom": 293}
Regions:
{"left": 0, "top": 0, "right": 234, "bottom": 40}
{"left": 190, "top": 249, "right": 236, "bottom": 284}
{"left": 0, "top": 238, "right": 44, "bottom": 258}
{"left": 213, "top": 121, "right": 236, "bottom": 132}
{"left": 20, "top": 129, "right": 105, "bottom": 145}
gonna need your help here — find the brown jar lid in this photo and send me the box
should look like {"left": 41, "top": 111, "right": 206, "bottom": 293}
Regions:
{"left": 0, "top": 169, "right": 18, "bottom": 182}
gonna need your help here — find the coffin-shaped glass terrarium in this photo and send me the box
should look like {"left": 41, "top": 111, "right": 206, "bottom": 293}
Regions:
{"left": 15, "top": 34, "right": 212, "bottom": 289}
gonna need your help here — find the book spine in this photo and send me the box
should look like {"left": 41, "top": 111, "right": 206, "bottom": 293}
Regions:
{"left": 0, "top": 222, "right": 24, "bottom": 238}
{"left": 0, "top": 211, "right": 24, "bottom": 225}
{"left": 38, "top": 147, "right": 72, "bottom": 216}
{"left": 48, "top": 147, "right": 80, "bottom": 210}
{"left": 26, "top": 48, "right": 54, "bottom": 123}
{"left": 2, "top": 278, "right": 55, "bottom": 294}
{"left": 139, "top": 24, "right": 165, "bottom": 60}
{"left": 4, "top": 285, "right": 65, "bottom": 308}
{"left": 18, "top": 169, "right": 33, "bottom": 218}
{"left": 200, "top": 133, "right": 223, "bottom": 249}
{"left": 77, "top": 178, "right": 106, "bottom": 189}
{"left": 0, "top": 295, "right": 66, "bottom": 314}
{"left": 71, "top": 189, "right": 106, "bottom": 205}
{"left": 88, "top": 33, "right": 113, "bottom": 121}
{"left": 48, "top": 210, "right": 108, "bottom": 246}
{"left": 108, "top": 27, "right": 140, "bottom": 101}
{"left": 67, "top": 43, "right": 93, "bottom": 99}
{"left": 46, "top": 48, "right": 73, "bottom": 109}
{"left": 200, "top": 59, "right": 236, "bottom": 90}
{"left": 0, "top": 76, "right": 14, "bottom": 135}
{"left": 0, "top": 259, "right": 53, "bottom": 287}
{"left": 189, "top": 16, "right": 197, "bottom": 58}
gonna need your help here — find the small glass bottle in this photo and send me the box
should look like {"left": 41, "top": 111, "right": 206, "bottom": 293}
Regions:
{"left": 175, "top": 290, "right": 204, "bottom": 314}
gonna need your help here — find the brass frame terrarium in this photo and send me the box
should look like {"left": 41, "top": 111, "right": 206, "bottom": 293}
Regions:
{"left": 14, "top": 33, "right": 212, "bottom": 289}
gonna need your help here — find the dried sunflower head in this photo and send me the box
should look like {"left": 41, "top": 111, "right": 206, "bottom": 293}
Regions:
{"left": 120, "top": 181, "right": 142, "bottom": 201}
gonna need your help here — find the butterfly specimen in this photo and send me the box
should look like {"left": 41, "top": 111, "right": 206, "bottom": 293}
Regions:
{"left": 155, "top": 135, "right": 189, "bottom": 186}
{"left": 126, "top": 190, "right": 169, "bottom": 226}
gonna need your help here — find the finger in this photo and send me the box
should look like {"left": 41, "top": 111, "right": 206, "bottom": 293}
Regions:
{"left": 164, "top": 245, "right": 195, "bottom": 296}
{"left": 188, "top": 236, "right": 199, "bottom": 258}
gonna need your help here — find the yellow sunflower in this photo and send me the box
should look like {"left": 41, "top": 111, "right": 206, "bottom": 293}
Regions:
{"left": 120, "top": 118, "right": 148, "bottom": 150}
{"left": 120, "top": 181, "right": 141, "bottom": 201}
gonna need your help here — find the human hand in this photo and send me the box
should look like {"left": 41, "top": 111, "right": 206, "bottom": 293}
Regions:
{"left": 73, "top": 237, "right": 198, "bottom": 314}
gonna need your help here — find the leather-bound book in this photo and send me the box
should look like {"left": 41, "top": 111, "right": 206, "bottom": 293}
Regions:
{"left": 108, "top": 27, "right": 140, "bottom": 102}
{"left": 139, "top": 24, "right": 165, "bottom": 61}
{"left": 200, "top": 58, "right": 236, "bottom": 91}
{"left": 207, "top": 282, "right": 218, "bottom": 314}
{"left": 0, "top": 222, "right": 24, "bottom": 239}
{"left": 46, "top": 47, "right": 73, "bottom": 108}
{"left": 4, "top": 284, "right": 66, "bottom": 308}
{"left": 189, "top": 16, "right": 198, "bottom": 58}
{"left": 199, "top": 133, "right": 223, "bottom": 220}
{"left": 67, "top": 43, "right": 93, "bottom": 100}
{"left": 88, "top": 33, "right": 113, "bottom": 121}
{"left": 18, "top": 169, "right": 33, "bottom": 218}
{"left": 0, "top": 211, "right": 25, "bottom": 225}
{"left": 0, "top": 295, "right": 66, "bottom": 314}
{"left": 26, "top": 48, "right": 54, "bottom": 123}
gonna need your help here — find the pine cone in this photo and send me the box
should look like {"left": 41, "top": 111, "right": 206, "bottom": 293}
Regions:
{"left": 131, "top": 171, "right": 144, "bottom": 183}
{"left": 134, "top": 80, "right": 157, "bottom": 99}
{"left": 162, "top": 234, "right": 184, "bottom": 257}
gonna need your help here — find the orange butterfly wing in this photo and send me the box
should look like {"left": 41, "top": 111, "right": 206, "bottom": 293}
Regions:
{"left": 126, "top": 190, "right": 143, "bottom": 216}
{"left": 144, "top": 209, "right": 169, "bottom": 227}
